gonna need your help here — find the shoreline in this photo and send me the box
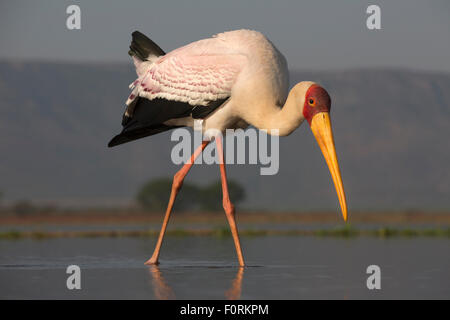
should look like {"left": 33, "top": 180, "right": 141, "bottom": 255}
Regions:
{"left": 1, "top": 211, "right": 450, "bottom": 226}
{"left": 1, "top": 225, "right": 449, "bottom": 240}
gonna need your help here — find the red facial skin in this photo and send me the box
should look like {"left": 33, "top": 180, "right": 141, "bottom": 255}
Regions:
{"left": 302, "top": 84, "right": 332, "bottom": 125}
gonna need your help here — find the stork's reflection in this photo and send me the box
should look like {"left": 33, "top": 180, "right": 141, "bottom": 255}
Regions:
{"left": 225, "top": 267, "right": 244, "bottom": 300}
{"left": 147, "top": 266, "right": 244, "bottom": 300}
{"left": 148, "top": 265, "right": 175, "bottom": 299}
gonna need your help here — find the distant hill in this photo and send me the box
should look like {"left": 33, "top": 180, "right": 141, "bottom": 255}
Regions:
{"left": 0, "top": 61, "right": 449, "bottom": 211}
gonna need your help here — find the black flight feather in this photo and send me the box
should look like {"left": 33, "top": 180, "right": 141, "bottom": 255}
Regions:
{"left": 109, "top": 31, "right": 227, "bottom": 147}
{"left": 108, "top": 97, "right": 228, "bottom": 147}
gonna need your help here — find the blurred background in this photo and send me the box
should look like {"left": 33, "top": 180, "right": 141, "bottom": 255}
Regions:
{"left": 0, "top": 0, "right": 449, "bottom": 300}
{"left": 0, "top": 0, "right": 449, "bottom": 214}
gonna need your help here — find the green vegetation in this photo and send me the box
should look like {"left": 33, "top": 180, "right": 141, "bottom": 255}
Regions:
{"left": 1, "top": 226, "right": 449, "bottom": 240}
{"left": 136, "top": 177, "right": 246, "bottom": 212}
{"left": 314, "top": 224, "right": 359, "bottom": 238}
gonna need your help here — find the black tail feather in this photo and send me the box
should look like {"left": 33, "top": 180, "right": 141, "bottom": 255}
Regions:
{"left": 128, "top": 31, "right": 165, "bottom": 61}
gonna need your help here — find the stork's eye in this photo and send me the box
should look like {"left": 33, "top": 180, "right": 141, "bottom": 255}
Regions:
{"left": 309, "top": 98, "right": 315, "bottom": 106}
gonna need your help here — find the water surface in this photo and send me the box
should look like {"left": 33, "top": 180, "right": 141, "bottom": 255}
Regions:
{"left": 0, "top": 236, "right": 448, "bottom": 299}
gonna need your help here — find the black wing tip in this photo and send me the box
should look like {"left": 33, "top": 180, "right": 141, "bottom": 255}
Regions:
{"left": 132, "top": 30, "right": 146, "bottom": 38}
{"left": 108, "top": 134, "right": 133, "bottom": 148}
{"left": 108, "top": 132, "right": 133, "bottom": 147}
{"left": 107, "top": 136, "right": 120, "bottom": 148}
{"left": 131, "top": 30, "right": 148, "bottom": 43}
{"left": 129, "top": 30, "right": 165, "bottom": 59}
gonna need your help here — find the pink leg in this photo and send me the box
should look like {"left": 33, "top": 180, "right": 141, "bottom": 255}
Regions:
{"left": 145, "top": 141, "right": 209, "bottom": 265}
{"left": 216, "top": 136, "right": 246, "bottom": 267}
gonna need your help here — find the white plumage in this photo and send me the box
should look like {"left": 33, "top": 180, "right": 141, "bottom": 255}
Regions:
{"left": 125, "top": 30, "right": 289, "bottom": 136}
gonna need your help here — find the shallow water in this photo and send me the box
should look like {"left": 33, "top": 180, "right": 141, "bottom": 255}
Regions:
{"left": 0, "top": 236, "right": 449, "bottom": 299}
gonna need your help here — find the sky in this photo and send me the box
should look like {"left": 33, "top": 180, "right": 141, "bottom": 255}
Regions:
{"left": 0, "top": 0, "right": 449, "bottom": 72}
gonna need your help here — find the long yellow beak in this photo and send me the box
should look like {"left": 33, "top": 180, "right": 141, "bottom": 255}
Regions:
{"left": 310, "top": 112, "right": 348, "bottom": 221}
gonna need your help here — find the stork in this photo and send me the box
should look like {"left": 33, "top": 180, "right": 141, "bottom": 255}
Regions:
{"left": 109, "top": 30, "right": 348, "bottom": 267}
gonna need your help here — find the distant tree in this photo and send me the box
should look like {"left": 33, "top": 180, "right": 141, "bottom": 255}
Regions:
{"left": 136, "top": 178, "right": 200, "bottom": 212}
{"left": 199, "top": 180, "right": 246, "bottom": 211}
{"left": 12, "top": 200, "right": 36, "bottom": 216}
{"left": 136, "top": 177, "right": 246, "bottom": 212}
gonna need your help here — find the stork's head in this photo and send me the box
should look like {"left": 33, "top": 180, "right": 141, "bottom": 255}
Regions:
{"left": 296, "top": 81, "right": 348, "bottom": 221}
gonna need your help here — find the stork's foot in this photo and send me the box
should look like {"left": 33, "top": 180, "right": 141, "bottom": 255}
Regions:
{"left": 144, "top": 256, "right": 160, "bottom": 265}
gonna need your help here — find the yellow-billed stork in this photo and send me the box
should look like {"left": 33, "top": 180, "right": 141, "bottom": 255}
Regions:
{"left": 109, "top": 29, "right": 348, "bottom": 267}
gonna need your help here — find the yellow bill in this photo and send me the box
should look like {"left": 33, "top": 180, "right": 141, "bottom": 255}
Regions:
{"left": 310, "top": 112, "right": 348, "bottom": 221}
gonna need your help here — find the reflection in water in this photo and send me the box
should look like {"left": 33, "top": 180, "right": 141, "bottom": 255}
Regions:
{"left": 225, "top": 267, "right": 244, "bottom": 300}
{"left": 147, "top": 266, "right": 244, "bottom": 300}
{"left": 148, "top": 266, "right": 175, "bottom": 299}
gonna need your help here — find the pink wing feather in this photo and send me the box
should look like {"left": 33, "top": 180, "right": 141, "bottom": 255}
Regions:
{"left": 129, "top": 40, "right": 247, "bottom": 107}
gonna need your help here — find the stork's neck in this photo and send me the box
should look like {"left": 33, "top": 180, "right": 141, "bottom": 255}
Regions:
{"left": 256, "top": 86, "right": 305, "bottom": 136}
